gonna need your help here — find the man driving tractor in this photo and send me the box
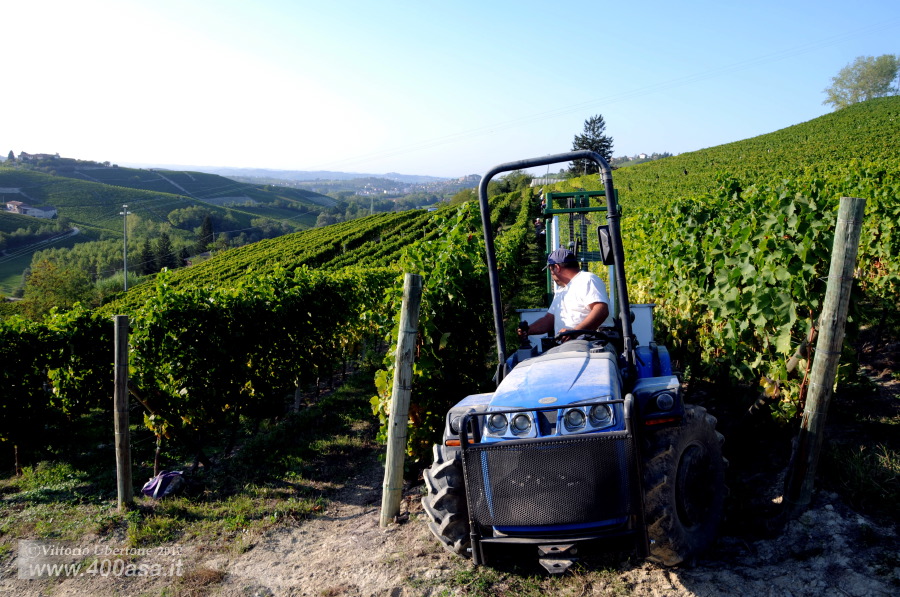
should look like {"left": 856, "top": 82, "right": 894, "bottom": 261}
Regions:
{"left": 519, "top": 248, "right": 609, "bottom": 342}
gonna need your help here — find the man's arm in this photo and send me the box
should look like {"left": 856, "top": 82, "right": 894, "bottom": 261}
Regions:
{"left": 520, "top": 312, "right": 555, "bottom": 337}
{"left": 559, "top": 301, "right": 609, "bottom": 335}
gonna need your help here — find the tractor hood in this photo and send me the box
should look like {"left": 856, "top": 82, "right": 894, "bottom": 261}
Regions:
{"left": 491, "top": 344, "right": 622, "bottom": 410}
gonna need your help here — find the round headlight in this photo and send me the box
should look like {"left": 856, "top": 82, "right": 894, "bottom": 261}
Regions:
{"left": 487, "top": 413, "right": 508, "bottom": 434}
{"left": 563, "top": 408, "right": 586, "bottom": 431}
{"left": 655, "top": 392, "right": 675, "bottom": 411}
{"left": 511, "top": 413, "right": 532, "bottom": 435}
{"left": 589, "top": 404, "right": 612, "bottom": 427}
{"left": 449, "top": 416, "right": 462, "bottom": 435}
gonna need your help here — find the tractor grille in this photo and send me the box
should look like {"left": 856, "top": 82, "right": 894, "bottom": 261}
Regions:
{"left": 461, "top": 433, "right": 636, "bottom": 528}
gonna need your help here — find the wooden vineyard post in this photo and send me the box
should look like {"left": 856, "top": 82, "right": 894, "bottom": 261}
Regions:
{"left": 380, "top": 274, "right": 423, "bottom": 527}
{"left": 114, "top": 315, "right": 133, "bottom": 511}
{"left": 784, "top": 197, "right": 866, "bottom": 514}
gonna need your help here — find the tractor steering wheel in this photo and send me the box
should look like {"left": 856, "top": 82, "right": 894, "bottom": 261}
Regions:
{"left": 553, "top": 329, "right": 611, "bottom": 344}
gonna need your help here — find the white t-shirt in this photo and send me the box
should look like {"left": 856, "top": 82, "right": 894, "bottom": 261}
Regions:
{"left": 547, "top": 271, "right": 610, "bottom": 335}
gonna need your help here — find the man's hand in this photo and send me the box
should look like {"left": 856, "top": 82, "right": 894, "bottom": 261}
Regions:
{"left": 517, "top": 320, "right": 530, "bottom": 338}
{"left": 516, "top": 321, "right": 532, "bottom": 347}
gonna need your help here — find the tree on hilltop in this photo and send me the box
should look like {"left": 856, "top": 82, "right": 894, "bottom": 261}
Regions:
{"left": 139, "top": 238, "right": 157, "bottom": 275}
{"left": 155, "top": 232, "right": 180, "bottom": 271}
{"left": 823, "top": 54, "right": 900, "bottom": 110}
{"left": 196, "top": 214, "right": 214, "bottom": 253}
{"left": 569, "top": 115, "right": 614, "bottom": 176}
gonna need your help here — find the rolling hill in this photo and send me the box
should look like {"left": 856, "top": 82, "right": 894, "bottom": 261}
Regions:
{"left": 559, "top": 96, "right": 900, "bottom": 208}
{"left": 109, "top": 96, "right": 900, "bottom": 297}
{"left": 0, "top": 161, "right": 337, "bottom": 293}
{"left": 0, "top": 162, "right": 334, "bottom": 233}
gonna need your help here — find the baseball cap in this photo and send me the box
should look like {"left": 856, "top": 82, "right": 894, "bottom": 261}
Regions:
{"left": 544, "top": 248, "right": 577, "bottom": 270}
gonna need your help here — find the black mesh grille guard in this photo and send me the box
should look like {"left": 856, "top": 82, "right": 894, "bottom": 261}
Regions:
{"left": 461, "top": 432, "right": 635, "bottom": 528}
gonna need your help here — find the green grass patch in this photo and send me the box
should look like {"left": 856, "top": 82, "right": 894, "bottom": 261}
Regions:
{"left": 0, "top": 372, "right": 377, "bottom": 555}
{"left": 821, "top": 442, "right": 900, "bottom": 519}
{"left": 15, "top": 461, "right": 84, "bottom": 492}
{"left": 0, "top": 462, "right": 121, "bottom": 543}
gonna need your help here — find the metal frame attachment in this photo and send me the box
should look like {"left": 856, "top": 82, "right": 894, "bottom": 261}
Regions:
{"left": 477, "top": 151, "right": 636, "bottom": 385}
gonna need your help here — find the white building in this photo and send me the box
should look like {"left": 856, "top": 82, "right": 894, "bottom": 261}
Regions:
{"left": 5, "top": 200, "right": 58, "bottom": 219}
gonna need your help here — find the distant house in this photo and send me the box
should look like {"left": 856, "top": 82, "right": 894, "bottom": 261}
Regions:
{"left": 5, "top": 200, "right": 58, "bottom": 219}
{"left": 18, "top": 152, "right": 60, "bottom": 162}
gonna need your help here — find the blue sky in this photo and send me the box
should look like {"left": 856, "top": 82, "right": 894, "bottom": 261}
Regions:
{"left": 5, "top": 0, "right": 899, "bottom": 178}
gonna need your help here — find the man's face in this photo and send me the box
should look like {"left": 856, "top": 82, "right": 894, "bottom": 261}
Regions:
{"left": 549, "top": 263, "right": 562, "bottom": 284}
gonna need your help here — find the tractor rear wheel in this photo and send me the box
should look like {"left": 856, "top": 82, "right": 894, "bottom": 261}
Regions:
{"left": 422, "top": 444, "right": 471, "bottom": 556}
{"left": 642, "top": 405, "right": 726, "bottom": 566}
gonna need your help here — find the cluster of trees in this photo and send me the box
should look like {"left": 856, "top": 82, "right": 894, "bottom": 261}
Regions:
{"left": 0, "top": 218, "right": 72, "bottom": 252}
{"left": 18, "top": 260, "right": 98, "bottom": 319}
{"left": 824, "top": 54, "right": 899, "bottom": 110}
{"left": 11, "top": 230, "right": 193, "bottom": 318}
{"left": 136, "top": 232, "right": 187, "bottom": 275}
{"left": 167, "top": 205, "right": 236, "bottom": 232}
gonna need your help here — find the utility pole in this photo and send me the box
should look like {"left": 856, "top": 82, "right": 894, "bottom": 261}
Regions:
{"left": 120, "top": 205, "right": 130, "bottom": 290}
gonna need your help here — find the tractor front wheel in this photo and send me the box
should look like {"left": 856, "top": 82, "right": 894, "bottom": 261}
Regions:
{"left": 642, "top": 404, "right": 726, "bottom": 566}
{"left": 422, "top": 444, "right": 471, "bottom": 556}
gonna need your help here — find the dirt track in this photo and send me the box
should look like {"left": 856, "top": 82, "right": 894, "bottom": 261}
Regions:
{"left": 6, "top": 449, "right": 896, "bottom": 597}
{"left": 215, "top": 459, "right": 899, "bottom": 597}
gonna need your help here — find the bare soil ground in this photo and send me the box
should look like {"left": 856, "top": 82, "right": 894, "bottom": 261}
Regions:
{"left": 4, "top": 344, "right": 898, "bottom": 596}
{"left": 209, "top": 451, "right": 900, "bottom": 597}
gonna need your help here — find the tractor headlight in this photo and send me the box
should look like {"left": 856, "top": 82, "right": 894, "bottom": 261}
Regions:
{"left": 655, "top": 392, "right": 675, "bottom": 411}
{"left": 563, "top": 408, "right": 587, "bottom": 431}
{"left": 589, "top": 404, "right": 613, "bottom": 427}
{"left": 449, "top": 415, "right": 462, "bottom": 435}
{"left": 510, "top": 413, "right": 533, "bottom": 435}
{"left": 560, "top": 400, "right": 616, "bottom": 435}
{"left": 487, "top": 413, "right": 508, "bottom": 435}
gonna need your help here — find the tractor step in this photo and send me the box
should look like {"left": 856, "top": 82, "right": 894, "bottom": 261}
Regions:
{"left": 537, "top": 543, "right": 578, "bottom": 574}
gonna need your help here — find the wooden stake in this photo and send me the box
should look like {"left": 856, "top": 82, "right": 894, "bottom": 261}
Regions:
{"left": 293, "top": 381, "right": 302, "bottom": 413}
{"left": 114, "top": 315, "right": 133, "bottom": 511}
{"left": 379, "top": 274, "right": 423, "bottom": 527}
{"left": 784, "top": 197, "right": 866, "bottom": 514}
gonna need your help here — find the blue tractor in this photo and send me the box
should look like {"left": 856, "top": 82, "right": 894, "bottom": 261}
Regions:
{"left": 422, "top": 151, "right": 727, "bottom": 573}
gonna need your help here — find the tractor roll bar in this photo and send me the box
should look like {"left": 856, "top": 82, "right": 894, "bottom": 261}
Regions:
{"left": 477, "top": 150, "right": 636, "bottom": 384}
